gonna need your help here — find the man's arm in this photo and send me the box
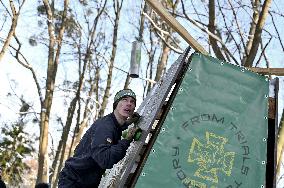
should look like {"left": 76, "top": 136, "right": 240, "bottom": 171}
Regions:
{"left": 91, "top": 124, "right": 132, "bottom": 169}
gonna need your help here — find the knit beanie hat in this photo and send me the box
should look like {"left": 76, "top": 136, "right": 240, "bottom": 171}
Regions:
{"left": 113, "top": 89, "right": 136, "bottom": 110}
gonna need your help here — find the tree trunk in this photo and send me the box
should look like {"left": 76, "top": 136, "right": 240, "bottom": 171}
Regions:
{"left": 146, "top": 47, "right": 155, "bottom": 96}
{"left": 244, "top": 0, "right": 272, "bottom": 67}
{"left": 49, "top": 133, "right": 63, "bottom": 186}
{"left": 68, "top": 61, "right": 101, "bottom": 157}
{"left": 124, "top": 74, "right": 131, "bottom": 89}
{"left": 0, "top": 1, "right": 22, "bottom": 62}
{"left": 208, "top": 0, "right": 225, "bottom": 61}
{"left": 242, "top": 0, "right": 260, "bottom": 65}
{"left": 144, "top": 27, "right": 156, "bottom": 98}
{"left": 99, "top": 0, "right": 124, "bottom": 117}
{"left": 36, "top": 0, "right": 69, "bottom": 183}
{"left": 154, "top": 44, "right": 170, "bottom": 81}
{"left": 52, "top": 97, "right": 78, "bottom": 187}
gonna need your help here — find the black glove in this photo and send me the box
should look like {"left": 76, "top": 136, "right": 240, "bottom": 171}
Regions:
{"left": 125, "top": 112, "right": 141, "bottom": 125}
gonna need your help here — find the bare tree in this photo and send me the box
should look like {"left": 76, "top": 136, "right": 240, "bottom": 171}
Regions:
{"left": 49, "top": 1, "right": 108, "bottom": 186}
{"left": 36, "top": 0, "right": 69, "bottom": 183}
{"left": 244, "top": 0, "right": 272, "bottom": 67}
{"left": 0, "top": 0, "right": 26, "bottom": 61}
{"left": 98, "top": 0, "right": 124, "bottom": 117}
{"left": 1, "top": 0, "right": 283, "bottom": 186}
{"left": 144, "top": 0, "right": 183, "bottom": 83}
{"left": 177, "top": 0, "right": 275, "bottom": 67}
{"left": 143, "top": 26, "right": 158, "bottom": 97}
{"left": 3, "top": 0, "right": 70, "bottom": 184}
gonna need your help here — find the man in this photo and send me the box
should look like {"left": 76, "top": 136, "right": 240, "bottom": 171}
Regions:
{"left": 58, "top": 89, "right": 140, "bottom": 188}
{"left": 0, "top": 167, "right": 6, "bottom": 188}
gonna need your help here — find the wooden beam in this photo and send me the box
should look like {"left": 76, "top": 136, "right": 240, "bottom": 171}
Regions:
{"left": 248, "top": 68, "right": 284, "bottom": 76}
{"left": 145, "top": 0, "right": 209, "bottom": 55}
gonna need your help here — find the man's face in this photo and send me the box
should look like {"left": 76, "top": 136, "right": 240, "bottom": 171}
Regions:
{"left": 115, "top": 96, "right": 136, "bottom": 119}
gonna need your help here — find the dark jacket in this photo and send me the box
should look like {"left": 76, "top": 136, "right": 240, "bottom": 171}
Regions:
{"left": 0, "top": 179, "right": 6, "bottom": 188}
{"left": 59, "top": 113, "right": 131, "bottom": 188}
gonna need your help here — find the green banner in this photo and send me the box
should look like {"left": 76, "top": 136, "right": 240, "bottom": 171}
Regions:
{"left": 136, "top": 53, "right": 269, "bottom": 187}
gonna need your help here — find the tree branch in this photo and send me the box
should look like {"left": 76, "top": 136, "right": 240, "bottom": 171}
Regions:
{"left": 244, "top": 0, "right": 272, "bottom": 67}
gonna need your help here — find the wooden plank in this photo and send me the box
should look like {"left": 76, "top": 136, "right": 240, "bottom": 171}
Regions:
{"left": 127, "top": 56, "right": 191, "bottom": 187}
{"left": 269, "top": 98, "right": 276, "bottom": 119}
{"left": 145, "top": 0, "right": 208, "bottom": 55}
{"left": 248, "top": 68, "right": 284, "bottom": 76}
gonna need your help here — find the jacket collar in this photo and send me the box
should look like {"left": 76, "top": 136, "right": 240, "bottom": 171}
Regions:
{"left": 110, "top": 112, "right": 128, "bottom": 131}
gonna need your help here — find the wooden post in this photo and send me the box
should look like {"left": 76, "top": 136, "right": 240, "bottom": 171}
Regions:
{"left": 145, "top": 0, "right": 208, "bottom": 55}
{"left": 248, "top": 68, "right": 284, "bottom": 76}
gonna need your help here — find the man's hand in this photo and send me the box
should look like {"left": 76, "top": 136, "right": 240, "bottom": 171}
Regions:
{"left": 126, "top": 127, "right": 140, "bottom": 140}
{"left": 126, "top": 112, "right": 141, "bottom": 125}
